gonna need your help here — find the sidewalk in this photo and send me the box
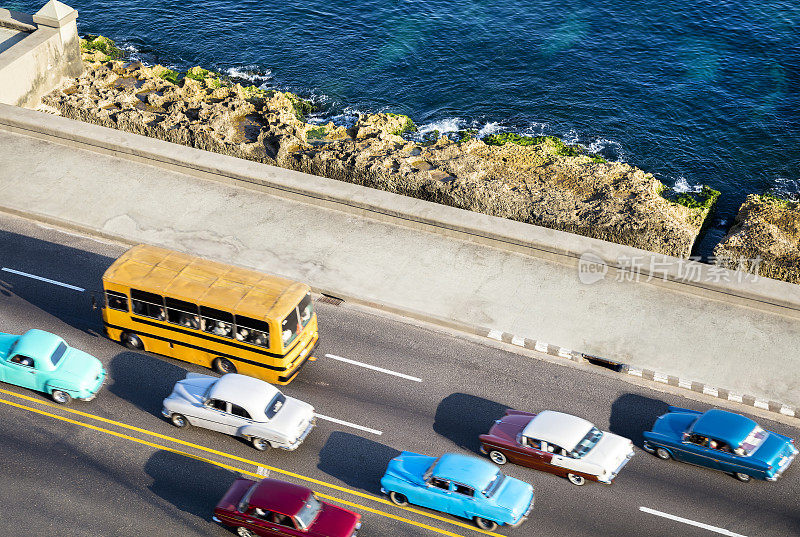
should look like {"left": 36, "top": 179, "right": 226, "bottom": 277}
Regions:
{"left": 0, "top": 126, "right": 798, "bottom": 411}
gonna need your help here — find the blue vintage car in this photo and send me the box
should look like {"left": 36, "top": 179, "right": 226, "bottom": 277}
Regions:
{"left": 0, "top": 329, "right": 106, "bottom": 404}
{"left": 643, "top": 406, "right": 797, "bottom": 482}
{"left": 380, "top": 452, "right": 534, "bottom": 531}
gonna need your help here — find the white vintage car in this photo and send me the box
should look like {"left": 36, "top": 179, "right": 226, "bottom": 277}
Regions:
{"left": 480, "top": 410, "right": 635, "bottom": 485}
{"left": 162, "top": 372, "right": 315, "bottom": 451}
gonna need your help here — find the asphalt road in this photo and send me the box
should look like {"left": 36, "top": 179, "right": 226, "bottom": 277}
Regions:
{"left": 0, "top": 212, "right": 798, "bottom": 537}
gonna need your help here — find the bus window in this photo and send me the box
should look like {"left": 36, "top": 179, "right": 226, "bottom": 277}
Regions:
{"left": 298, "top": 292, "right": 314, "bottom": 327}
{"left": 166, "top": 297, "right": 200, "bottom": 329}
{"left": 106, "top": 290, "right": 129, "bottom": 312}
{"left": 235, "top": 315, "right": 270, "bottom": 347}
{"left": 131, "top": 289, "right": 165, "bottom": 320}
{"left": 282, "top": 308, "right": 300, "bottom": 347}
{"left": 200, "top": 306, "right": 234, "bottom": 338}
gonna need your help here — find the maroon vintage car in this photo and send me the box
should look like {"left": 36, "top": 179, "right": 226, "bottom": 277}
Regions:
{"left": 213, "top": 478, "right": 362, "bottom": 537}
{"left": 479, "top": 410, "right": 635, "bottom": 486}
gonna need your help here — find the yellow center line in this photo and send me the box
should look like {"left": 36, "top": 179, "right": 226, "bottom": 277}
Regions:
{"left": 0, "top": 389, "right": 506, "bottom": 536}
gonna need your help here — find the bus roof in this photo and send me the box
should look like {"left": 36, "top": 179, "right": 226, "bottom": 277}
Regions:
{"left": 103, "top": 245, "right": 309, "bottom": 321}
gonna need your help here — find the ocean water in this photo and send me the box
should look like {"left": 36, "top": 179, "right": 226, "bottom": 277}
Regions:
{"left": 9, "top": 0, "right": 799, "bottom": 254}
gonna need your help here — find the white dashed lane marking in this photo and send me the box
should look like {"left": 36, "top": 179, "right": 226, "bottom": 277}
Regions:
{"left": 314, "top": 413, "right": 383, "bottom": 436}
{"left": 325, "top": 353, "right": 422, "bottom": 382}
{"left": 639, "top": 507, "right": 747, "bottom": 537}
{"left": 1, "top": 267, "right": 85, "bottom": 292}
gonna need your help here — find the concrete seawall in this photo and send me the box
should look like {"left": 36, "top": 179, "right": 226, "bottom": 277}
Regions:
{"left": 0, "top": 103, "right": 798, "bottom": 411}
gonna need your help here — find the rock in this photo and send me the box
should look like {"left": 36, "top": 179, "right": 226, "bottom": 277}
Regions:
{"left": 42, "top": 36, "right": 719, "bottom": 258}
{"left": 714, "top": 194, "right": 800, "bottom": 284}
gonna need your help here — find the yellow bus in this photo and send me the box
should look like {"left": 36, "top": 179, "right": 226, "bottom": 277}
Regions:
{"left": 101, "top": 244, "right": 319, "bottom": 384}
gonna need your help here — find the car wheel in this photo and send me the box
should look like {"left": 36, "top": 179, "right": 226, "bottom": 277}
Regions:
{"left": 251, "top": 437, "right": 270, "bottom": 451}
{"left": 567, "top": 473, "right": 586, "bottom": 486}
{"left": 389, "top": 491, "right": 408, "bottom": 506}
{"left": 122, "top": 332, "right": 144, "bottom": 350}
{"left": 474, "top": 517, "right": 498, "bottom": 531}
{"left": 734, "top": 472, "right": 752, "bottom": 482}
{"left": 51, "top": 390, "right": 71, "bottom": 405}
{"left": 213, "top": 357, "right": 237, "bottom": 375}
{"left": 236, "top": 527, "right": 255, "bottom": 537}
{"left": 655, "top": 447, "right": 672, "bottom": 460}
{"left": 170, "top": 413, "right": 188, "bottom": 428}
{"left": 489, "top": 450, "right": 507, "bottom": 465}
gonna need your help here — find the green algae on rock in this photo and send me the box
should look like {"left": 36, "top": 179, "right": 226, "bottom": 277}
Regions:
{"left": 43, "top": 35, "right": 717, "bottom": 259}
{"left": 80, "top": 35, "right": 123, "bottom": 62}
{"left": 714, "top": 194, "right": 800, "bottom": 284}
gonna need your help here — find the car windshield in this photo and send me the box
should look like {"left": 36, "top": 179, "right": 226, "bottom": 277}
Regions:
{"left": 50, "top": 342, "right": 67, "bottom": 366}
{"left": 265, "top": 392, "right": 287, "bottom": 419}
{"left": 570, "top": 427, "right": 603, "bottom": 458}
{"left": 295, "top": 494, "right": 322, "bottom": 529}
{"left": 738, "top": 426, "right": 768, "bottom": 456}
{"left": 422, "top": 457, "right": 442, "bottom": 481}
{"left": 482, "top": 470, "right": 505, "bottom": 497}
{"left": 238, "top": 482, "right": 258, "bottom": 513}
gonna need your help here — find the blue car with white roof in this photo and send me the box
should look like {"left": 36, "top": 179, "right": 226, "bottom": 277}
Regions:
{"left": 380, "top": 452, "right": 534, "bottom": 531}
{"left": 643, "top": 407, "right": 797, "bottom": 482}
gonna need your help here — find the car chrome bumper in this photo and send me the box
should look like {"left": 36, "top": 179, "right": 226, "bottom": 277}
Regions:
{"left": 279, "top": 417, "right": 316, "bottom": 451}
{"left": 509, "top": 495, "right": 535, "bottom": 528}
{"left": 212, "top": 516, "right": 221, "bottom": 523}
{"left": 599, "top": 450, "right": 635, "bottom": 484}
{"left": 767, "top": 446, "right": 798, "bottom": 481}
{"left": 161, "top": 407, "right": 171, "bottom": 418}
{"left": 79, "top": 369, "right": 107, "bottom": 401}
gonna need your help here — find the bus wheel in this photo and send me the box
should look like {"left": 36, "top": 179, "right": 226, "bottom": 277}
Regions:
{"left": 213, "top": 357, "right": 237, "bottom": 375}
{"left": 122, "top": 332, "right": 144, "bottom": 351}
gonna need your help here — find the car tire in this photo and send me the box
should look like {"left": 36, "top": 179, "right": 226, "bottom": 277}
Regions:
{"left": 51, "top": 390, "right": 71, "bottom": 405}
{"left": 213, "top": 357, "right": 237, "bottom": 375}
{"left": 236, "top": 527, "right": 255, "bottom": 537}
{"left": 567, "top": 473, "right": 586, "bottom": 486}
{"left": 474, "top": 517, "right": 498, "bottom": 531}
{"left": 170, "top": 413, "right": 188, "bottom": 428}
{"left": 121, "top": 332, "right": 144, "bottom": 350}
{"left": 734, "top": 472, "right": 752, "bottom": 482}
{"left": 389, "top": 491, "right": 408, "bottom": 506}
{"left": 251, "top": 437, "right": 270, "bottom": 451}
{"left": 489, "top": 450, "right": 507, "bottom": 465}
{"left": 655, "top": 447, "right": 672, "bottom": 460}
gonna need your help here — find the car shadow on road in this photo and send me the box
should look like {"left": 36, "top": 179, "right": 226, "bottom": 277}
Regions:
{"left": 317, "top": 431, "right": 400, "bottom": 494}
{"left": 433, "top": 393, "right": 510, "bottom": 454}
{"left": 145, "top": 450, "right": 237, "bottom": 521}
{"left": 108, "top": 350, "right": 191, "bottom": 416}
{"left": 609, "top": 393, "right": 670, "bottom": 448}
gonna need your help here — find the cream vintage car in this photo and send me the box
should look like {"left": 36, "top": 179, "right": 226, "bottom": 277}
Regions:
{"left": 480, "top": 410, "right": 634, "bottom": 485}
{"left": 162, "top": 372, "right": 315, "bottom": 451}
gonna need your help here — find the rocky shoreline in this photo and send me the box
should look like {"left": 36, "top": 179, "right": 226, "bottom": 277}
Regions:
{"left": 43, "top": 36, "right": 721, "bottom": 259}
{"left": 715, "top": 195, "right": 800, "bottom": 285}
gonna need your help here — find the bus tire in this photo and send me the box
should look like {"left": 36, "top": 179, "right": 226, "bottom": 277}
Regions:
{"left": 213, "top": 357, "right": 237, "bottom": 375}
{"left": 122, "top": 332, "right": 144, "bottom": 351}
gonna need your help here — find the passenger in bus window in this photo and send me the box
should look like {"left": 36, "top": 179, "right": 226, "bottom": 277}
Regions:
{"left": 254, "top": 332, "right": 267, "bottom": 346}
{"left": 235, "top": 328, "right": 250, "bottom": 342}
{"left": 156, "top": 307, "right": 166, "bottom": 321}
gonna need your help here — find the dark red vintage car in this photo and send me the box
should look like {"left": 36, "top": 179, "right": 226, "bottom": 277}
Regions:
{"left": 213, "top": 478, "right": 361, "bottom": 537}
{"left": 479, "top": 410, "right": 635, "bottom": 486}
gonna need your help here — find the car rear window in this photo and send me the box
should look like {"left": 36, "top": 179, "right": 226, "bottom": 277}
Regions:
{"left": 265, "top": 392, "right": 287, "bottom": 419}
{"left": 50, "top": 342, "right": 67, "bottom": 366}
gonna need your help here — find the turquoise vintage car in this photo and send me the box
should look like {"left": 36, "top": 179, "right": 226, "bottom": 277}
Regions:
{"left": 380, "top": 452, "right": 534, "bottom": 531}
{"left": 0, "top": 329, "right": 105, "bottom": 404}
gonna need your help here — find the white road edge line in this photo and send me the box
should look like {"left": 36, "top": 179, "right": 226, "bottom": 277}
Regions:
{"left": 325, "top": 354, "right": 422, "bottom": 382}
{"left": 639, "top": 507, "right": 747, "bottom": 537}
{"left": 314, "top": 413, "right": 383, "bottom": 436}
{"left": 1, "top": 267, "right": 85, "bottom": 292}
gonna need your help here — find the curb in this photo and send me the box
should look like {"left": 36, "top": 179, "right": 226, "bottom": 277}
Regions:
{"left": 482, "top": 327, "right": 797, "bottom": 420}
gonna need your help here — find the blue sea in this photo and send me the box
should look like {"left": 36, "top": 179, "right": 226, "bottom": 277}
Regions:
{"left": 9, "top": 1, "right": 800, "bottom": 254}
